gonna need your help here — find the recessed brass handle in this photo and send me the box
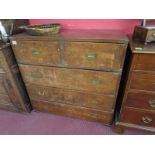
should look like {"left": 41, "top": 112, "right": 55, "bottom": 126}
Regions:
{"left": 152, "top": 33, "right": 155, "bottom": 37}
{"left": 31, "top": 72, "right": 42, "bottom": 78}
{"left": 91, "top": 79, "right": 102, "bottom": 84}
{"left": 141, "top": 116, "right": 153, "bottom": 124}
{"left": 149, "top": 100, "right": 155, "bottom": 108}
{"left": 32, "top": 51, "right": 40, "bottom": 56}
{"left": 38, "top": 90, "right": 46, "bottom": 96}
{"left": 86, "top": 53, "right": 97, "bottom": 60}
{"left": 90, "top": 99, "right": 98, "bottom": 104}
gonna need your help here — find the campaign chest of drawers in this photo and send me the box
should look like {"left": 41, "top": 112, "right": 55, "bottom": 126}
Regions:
{"left": 114, "top": 38, "right": 155, "bottom": 133}
{"left": 0, "top": 42, "right": 31, "bottom": 113}
{"left": 10, "top": 30, "right": 128, "bottom": 124}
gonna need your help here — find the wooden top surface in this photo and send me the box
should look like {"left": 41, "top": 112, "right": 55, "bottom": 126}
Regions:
{"left": 129, "top": 36, "right": 155, "bottom": 54}
{"left": 10, "top": 29, "right": 128, "bottom": 44}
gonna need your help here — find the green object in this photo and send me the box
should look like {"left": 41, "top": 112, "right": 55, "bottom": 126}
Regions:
{"left": 32, "top": 51, "right": 40, "bottom": 56}
{"left": 31, "top": 72, "right": 42, "bottom": 78}
{"left": 91, "top": 79, "right": 102, "bottom": 84}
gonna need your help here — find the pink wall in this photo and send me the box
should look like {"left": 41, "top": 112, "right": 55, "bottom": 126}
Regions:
{"left": 29, "top": 19, "right": 141, "bottom": 34}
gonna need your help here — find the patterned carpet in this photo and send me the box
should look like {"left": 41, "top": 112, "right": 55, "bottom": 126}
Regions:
{"left": 0, "top": 109, "right": 150, "bottom": 135}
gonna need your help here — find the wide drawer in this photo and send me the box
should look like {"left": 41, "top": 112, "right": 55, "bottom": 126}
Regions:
{"left": 12, "top": 40, "right": 61, "bottom": 66}
{"left": 125, "top": 91, "right": 155, "bottom": 111}
{"left": 26, "top": 83, "right": 115, "bottom": 111}
{"left": 133, "top": 54, "right": 155, "bottom": 71}
{"left": 12, "top": 40, "right": 126, "bottom": 71}
{"left": 130, "top": 71, "right": 155, "bottom": 92}
{"left": 63, "top": 42, "right": 126, "bottom": 71}
{"left": 19, "top": 64, "right": 120, "bottom": 95}
{"left": 32, "top": 100, "right": 113, "bottom": 124}
{"left": 120, "top": 107, "right": 155, "bottom": 128}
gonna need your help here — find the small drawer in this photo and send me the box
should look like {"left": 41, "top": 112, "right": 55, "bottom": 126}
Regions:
{"left": 130, "top": 71, "right": 155, "bottom": 92}
{"left": 11, "top": 41, "right": 61, "bottom": 66}
{"left": 32, "top": 100, "right": 113, "bottom": 124}
{"left": 120, "top": 107, "right": 155, "bottom": 128}
{"left": 64, "top": 42, "right": 126, "bottom": 71}
{"left": 125, "top": 91, "right": 155, "bottom": 111}
{"left": 26, "top": 83, "right": 115, "bottom": 111}
{"left": 19, "top": 64, "right": 120, "bottom": 95}
{"left": 133, "top": 54, "right": 155, "bottom": 72}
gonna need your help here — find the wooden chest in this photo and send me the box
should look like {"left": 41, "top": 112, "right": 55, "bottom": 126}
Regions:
{"left": 114, "top": 38, "right": 155, "bottom": 133}
{"left": 0, "top": 42, "right": 31, "bottom": 113}
{"left": 10, "top": 30, "right": 128, "bottom": 124}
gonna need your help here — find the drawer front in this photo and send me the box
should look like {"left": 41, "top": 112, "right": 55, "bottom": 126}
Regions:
{"left": 133, "top": 54, "right": 155, "bottom": 71}
{"left": 120, "top": 107, "right": 155, "bottom": 128}
{"left": 130, "top": 71, "right": 155, "bottom": 92}
{"left": 32, "top": 100, "right": 113, "bottom": 124}
{"left": 0, "top": 74, "right": 7, "bottom": 94}
{"left": 26, "top": 83, "right": 115, "bottom": 111}
{"left": 0, "top": 94, "right": 12, "bottom": 106}
{"left": 64, "top": 42, "right": 126, "bottom": 71}
{"left": 125, "top": 92, "right": 155, "bottom": 111}
{"left": 19, "top": 64, "right": 120, "bottom": 95}
{"left": 12, "top": 41, "right": 61, "bottom": 65}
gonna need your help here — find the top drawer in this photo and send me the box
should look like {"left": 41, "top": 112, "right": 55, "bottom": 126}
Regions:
{"left": 133, "top": 54, "right": 155, "bottom": 72}
{"left": 11, "top": 40, "right": 126, "bottom": 71}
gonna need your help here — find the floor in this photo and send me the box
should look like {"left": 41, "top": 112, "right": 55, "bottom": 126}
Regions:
{"left": 0, "top": 109, "right": 151, "bottom": 135}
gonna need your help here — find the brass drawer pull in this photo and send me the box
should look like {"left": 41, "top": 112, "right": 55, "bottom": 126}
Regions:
{"left": 90, "top": 99, "right": 98, "bottom": 104}
{"left": 141, "top": 116, "right": 153, "bottom": 124}
{"left": 149, "top": 100, "right": 155, "bottom": 108}
{"left": 91, "top": 79, "right": 102, "bottom": 84}
{"left": 152, "top": 33, "right": 155, "bottom": 37}
{"left": 86, "top": 53, "right": 97, "bottom": 60}
{"left": 31, "top": 72, "right": 42, "bottom": 78}
{"left": 38, "top": 90, "right": 46, "bottom": 96}
{"left": 32, "top": 51, "right": 40, "bottom": 56}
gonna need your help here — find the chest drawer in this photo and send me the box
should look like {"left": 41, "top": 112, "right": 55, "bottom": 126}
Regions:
{"left": 32, "top": 100, "right": 113, "bottom": 124}
{"left": 133, "top": 54, "right": 155, "bottom": 71}
{"left": 0, "top": 94, "right": 12, "bottom": 106}
{"left": 125, "top": 91, "right": 155, "bottom": 111}
{"left": 130, "top": 71, "right": 155, "bottom": 92}
{"left": 12, "top": 41, "right": 61, "bottom": 66}
{"left": 0, "top": 74, "right": 7, "bottom": 94}
{"left": 19, "top": 64, "right": 120, "bottom": 95}
{"left": 12, "top": 40, "right": 126, "bottom": 71}
{"left": 63, "top": 42, "right": 125, "bottom": 71}
{"left": 26, "top": 83, "right": 115, "bottom": 111}
{"left": 120, "top": 107, "right": 155, "bottom": 128}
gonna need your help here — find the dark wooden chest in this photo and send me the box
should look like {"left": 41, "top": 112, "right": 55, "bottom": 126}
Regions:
{"left": 10, "top": 29, "right": 128, "bottom": 124}
{"left": 0, "top": 42, "right": 31, "bottom": 113}
{"left": 114, "top": 38, "right": 155, "bottom": 133}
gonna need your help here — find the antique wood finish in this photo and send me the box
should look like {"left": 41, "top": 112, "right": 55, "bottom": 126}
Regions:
{"left": 10, "top": 30, "right": 128, "bottom": 124}
{"left": 115, "top": 38, "right": 155, "bottom": 133}
{"left": 26, "top": 83, "right": 115, "bottom": 111}
{"left": 120, "top": 107, "right": 155, "bottom": 128}
{"left": 125, "top": 91, "right": 155, "bottom": 111}
{"left": 12, "top": 41, "right": 61, "bottom": 66}
{"left": 130, "top": 71, "right": 155, "bottom": 92}
{"left": 133, "top": 54, "right": 155, "bottom": 71}
{"left": 19, "top": 64, "right": 121, "bottom": 95}
{"left": 0, "top": 42, "right": 31, "bottom": 113}
{"left": 32, "top": 100, "right": 113, "bottom": 124}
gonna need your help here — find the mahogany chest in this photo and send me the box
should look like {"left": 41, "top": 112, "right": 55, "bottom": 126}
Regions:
{"left": 10, "top": 30, "right": 128, "bottom": 124}
{"left": 0, "top": 42, "right": 31, "bottom": 113}
{"left": 114, "top": 38, "right": 155, "bottom": 133}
